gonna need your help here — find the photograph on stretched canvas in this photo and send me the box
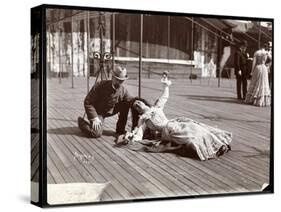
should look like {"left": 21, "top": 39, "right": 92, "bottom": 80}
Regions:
{"left": 31, "top": 4, "right": 273, "bottom": 207}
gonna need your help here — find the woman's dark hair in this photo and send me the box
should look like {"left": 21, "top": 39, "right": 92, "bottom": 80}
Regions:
{"left": 130, "top": 97, "right": 152, "bottom": 129}
{"left": 130, "top": 97, "right": 159, "bottom": 140}
{"left": 262, "top": 41, "right": 270, "bottom": 49}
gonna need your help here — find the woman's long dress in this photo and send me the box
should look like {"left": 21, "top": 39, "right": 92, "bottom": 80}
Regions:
{"left": 126, "top": 84, "right": 232, "bottom": 161}
{"left": 245, "top": 50, "right": 271, "bottom": 106}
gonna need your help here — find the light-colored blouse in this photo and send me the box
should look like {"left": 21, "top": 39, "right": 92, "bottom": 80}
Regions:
{"left": 251, "top": 49, "right": 271, "bottom": 74}
{"left": 128, "top": 83, "right": 170, "bottom": 141}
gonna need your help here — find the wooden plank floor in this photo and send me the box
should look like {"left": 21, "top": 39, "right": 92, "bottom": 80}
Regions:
{"left": 36, "top": 77, "right": 271, "bottom": 202}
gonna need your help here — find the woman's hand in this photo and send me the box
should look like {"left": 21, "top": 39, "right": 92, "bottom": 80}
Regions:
{"left": 125, "top": 131, "right": 134, "bottom": 140}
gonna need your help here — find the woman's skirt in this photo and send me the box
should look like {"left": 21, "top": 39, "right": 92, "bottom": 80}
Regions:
{"left": 161, "top": 117, "right": 232, "bottom": 161}
{"left": 245, "top": 64, "right": 271, "bottom": 106}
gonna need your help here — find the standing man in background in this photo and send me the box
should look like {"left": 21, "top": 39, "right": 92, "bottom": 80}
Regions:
{"left": 235, "top": 40, "right": 249, "bottom": 100}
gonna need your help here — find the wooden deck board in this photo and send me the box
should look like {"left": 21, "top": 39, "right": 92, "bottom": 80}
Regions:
{"left": 48, "top": 134, "right": 115, "bottom": 200}
{"left": 48, "top": 118, "right": 116, "bottom": 200}
{"left": 105, "top": 118, "right": 208, "bottom": 195}
{"left": 48, "top": 88, "right": 185, "bottom": 198}
{"left": 31, "top": 134, "right": 39, "bottom": 152}
{"left": 31, "top": 134, "right": 39, "bottom": 180}
{"left": 105, "top": 117, "right": 264, "bottom": 194}
{"left": 99, "top": 137, "right": 177, "bottom": 197}
{"left": 47, "top": 142, "right": 75, "bottom": 183}
{"left": 48, "top": 135, "right": 88, "bottom": 182}
{"left": 156, "top": 153, "right": 237, "bottom": 193}
{"left": 31, "top": 151, "right": 39, "bottom": 180}
{"left": 47, "top": 150, "right": 65, "bottom": 184}
{"left": 47, "top": 170, "right": 56, "bottom": 184}
{"left": 32, "top": 167, "right": 39, "bottom": 182}
{"left": 101, "top": 124, "right": 200, "bottom": 196}
{"left": 31, "top": 139, "right": 39, "bottom": 165}
{"left": 40, "top": 77, "right": 271, "bottom": 201}
{"left": 67, "top": 135, "right": 145, "bottom": 199}
{"left": 91, "top": 135, "right": 171, "bottom": 197}
{"left": 49, "top": 102, "right": 144, "bottom": 200}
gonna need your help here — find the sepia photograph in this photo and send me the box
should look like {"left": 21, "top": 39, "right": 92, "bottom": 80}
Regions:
{"left": 31, "top": 5, "right": 273, "bottom": 206}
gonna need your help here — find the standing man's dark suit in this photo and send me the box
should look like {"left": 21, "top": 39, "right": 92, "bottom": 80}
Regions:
{"left": 235, "top": 42, "right": 249, "bottom": 100}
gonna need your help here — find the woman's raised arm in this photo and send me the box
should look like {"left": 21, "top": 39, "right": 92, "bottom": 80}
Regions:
{"left": 154, "top": 79, "right": 171, "bottom": 109}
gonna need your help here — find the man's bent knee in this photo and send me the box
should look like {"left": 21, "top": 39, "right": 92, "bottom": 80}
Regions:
{"left": 78, "top": 116, "right": 103, "bottom": 138}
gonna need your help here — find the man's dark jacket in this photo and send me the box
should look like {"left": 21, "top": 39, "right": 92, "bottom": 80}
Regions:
{"left": 84, "top": 80, "right": 132, "bottom": 121}
{"left": 235, "top": 48, "right": 249, "bottom": 77}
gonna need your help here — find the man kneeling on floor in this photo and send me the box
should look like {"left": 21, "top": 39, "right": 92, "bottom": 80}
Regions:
{"left": 78, "top": 66, "right": 136, "bottom": 140}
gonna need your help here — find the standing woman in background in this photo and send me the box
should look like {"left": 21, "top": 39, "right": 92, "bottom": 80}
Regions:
{"left": 245, "top": 42, "right": 271, "bottom": 107}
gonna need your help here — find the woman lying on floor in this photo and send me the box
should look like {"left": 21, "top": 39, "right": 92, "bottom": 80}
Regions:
{"left": 117, "top": 77, "right": 232, "bottom": 161}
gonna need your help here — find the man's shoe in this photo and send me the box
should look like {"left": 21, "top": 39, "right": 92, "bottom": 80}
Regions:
{"left": 114, "top": 134, "right": 127, "bottom": 146}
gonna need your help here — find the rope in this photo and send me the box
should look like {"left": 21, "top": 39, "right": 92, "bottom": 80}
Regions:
{"left": 251, "top": 22, "right": 272, "bottom": 40}
{"left": 47, "top": 11, "right": 83, "bottom": 25}
{"left": 184, "top": 17, "right": 237, "bottom": 46}
{"left": 200, "top": 18, "right": 241, "bottom": 44}
{"left": 47, "top": 11, "right": 115, "bottom": 26}
{"left": 186, "top": 17, "right": 271, "bottom": 45}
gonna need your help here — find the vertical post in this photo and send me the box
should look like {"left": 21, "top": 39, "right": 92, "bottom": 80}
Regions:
{"left": 48, "top": 26, "right": 52, "bottom": 79}
{"left": 83, "top": 14, "right": 87, "bottom": 78}
{"left": 190, "top": 17, "right": 194, "bottom": 84}
{"left": 86, "top": 11, "right": 90, "bottom": 93}
{"left": 77, "top": 20, "right": 80, "bottom": 77}
{"left": 258, "top": 21, "right": 261, "bottom": 49}
{"left": 112, "top": 13, "right": 115, "bottom": 73}
{"left": 71, "top": 15, "right": 74, "bottom": 88}
{"left": 139, "top": 14, "right": 143, "bottom": 97}
{"left": 146, "top": 41, "right": 150, "bottom": 78}
{"left": 99, "top": 12, "right": 104, "bottom": 81}
{"left": 51, "top": 26, "right": 55, "bottom": 79}
{"left": 58, "top": 23, "right": 62, "bottom": 84}
{"left": 167, "top": 16, "right": 170, "bottom": 72}
{"left": 218, "top": 32, "right": 222, "bottom": 88}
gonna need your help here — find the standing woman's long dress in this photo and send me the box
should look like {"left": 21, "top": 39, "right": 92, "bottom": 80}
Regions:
{"left": 245, "top": 49, "right": 271, "bottom": 106}
{"left": 126, "top": 83, "right": 232, "bottom": 161}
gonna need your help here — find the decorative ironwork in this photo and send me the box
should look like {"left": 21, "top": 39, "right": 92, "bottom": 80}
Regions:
{"left": 93, "top": 51, "right": 113, "bottom": 60}
{"left": 91, "top": 12, "right": 113, "bottom": 82}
